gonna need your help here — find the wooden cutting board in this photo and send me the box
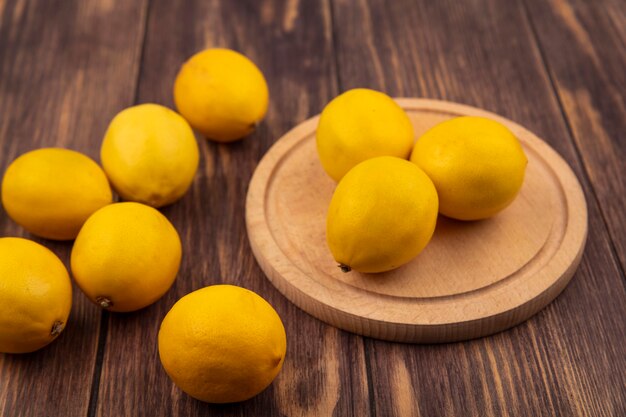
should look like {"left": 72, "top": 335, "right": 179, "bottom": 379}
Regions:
{"left": 245, "top": 99, "right": 587, "bottom": 343}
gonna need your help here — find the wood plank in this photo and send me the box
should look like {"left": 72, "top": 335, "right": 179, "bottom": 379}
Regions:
{"left": 95, "top": 0, "right": 371, "bottom": 416}
{"left": 522, "top": 0, "right": 626, "bottom": 271}
{"left": 0, "top": 0, "right": 148, "bottom": 416}
{"left": 331, "top": 0, "right": 626, "bottom": 415}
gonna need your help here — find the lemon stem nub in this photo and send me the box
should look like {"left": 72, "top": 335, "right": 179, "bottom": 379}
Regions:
{"left": 339, "top": 263, "right": 351, "bottom": 273}
{"left": 96, "top": 297, "right": 113, "bottom": 309}
{"left": 51, "top": 321, "right": 64, "bottom": 337}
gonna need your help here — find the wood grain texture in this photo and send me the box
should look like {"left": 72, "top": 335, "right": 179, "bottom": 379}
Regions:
{"left": 0, "top": 0, "right": 148, "bottom": 416}
{"left": 94, "top": 0, "right": 371, "bottom": 416}
{"left": 331, "top": 0, "right": 626, "bottom": 414}
{"left": 246, "top": 99, "right": 587, "bottom": 342}
{"left": 0, "top": 0, "right": 623, "bottom": 415}
{"left": 522, "top": 0, "right": 626, "bottom": 272}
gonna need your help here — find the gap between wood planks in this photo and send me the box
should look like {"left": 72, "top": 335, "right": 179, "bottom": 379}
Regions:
{"left": 326, "top": 0, "right": 378, "bottom": 416}
{"left": 86, "top": 1, "right": 153, "bottom": 416}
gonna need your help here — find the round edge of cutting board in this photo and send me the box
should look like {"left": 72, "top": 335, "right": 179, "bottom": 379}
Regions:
{"left": 246, "top": 98, "right": 588, "bottom": 343}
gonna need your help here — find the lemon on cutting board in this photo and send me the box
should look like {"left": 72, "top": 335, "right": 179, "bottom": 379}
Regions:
{"left": 101, "top": 103, "right": 199, "bottom": 208}
{"left": 158, "top": 285, "right": 287, "bottom": 403}
{"left": 0, "top": 237, "right": 72, "bottom": 353}
{"left": 1, "top": 148, "right": 112, "bottom": 240}
{"left": 71, "top": 202, "right": 181, "bottom": 312}
{"left": 327, "top": 156, "right": 439, "bottom": 273}
{"left": 316, "top": 88, "right": 414, "bottom": 182}
{"left": 173, "top": 48, "right": 269, "bottom": 142}
{"left": 410, "top": 116, "right": 528, "bottom": 220}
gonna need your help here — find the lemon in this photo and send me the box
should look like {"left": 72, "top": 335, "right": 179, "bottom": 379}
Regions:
{"left": 410, "top": 116, "right": 527, "bottom": 220}
{"left": 0, "top": 237, "right": 72, "bottom": 353}
{"left": 71, "top": 202, "right": 181, "bottom": 312}
{"left": 1, "top": 148, "right": 112, "bottom": 240}
{"left": 101, "top": 104, "right": 199, "bottom": 208}
{"left": 158, "top": 285, "right": 287, "bottom": 403}
{"left": 327, "top": 156, "right": 438, "bottom": 273}
{"left": 173, "top": 48, "right": 269, "bottom": 142}
{"left": 316, "top": 88, "right": 414, "bottom": 182}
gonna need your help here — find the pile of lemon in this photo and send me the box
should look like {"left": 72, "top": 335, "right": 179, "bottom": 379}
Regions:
{"left": 317, "top": 89, "right": 528, "bottom": 273}
{"left": 0, "top": 49, "right": 285, "bottom": 404}
{"left": 0, "top": 48, "right": 528, "bottom": 405}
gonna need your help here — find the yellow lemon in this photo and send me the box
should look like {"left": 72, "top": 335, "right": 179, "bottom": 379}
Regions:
{"left": 316, "top": 88, "right": 414, "bottom": 182}
{"left": 410, "top": 116, "right": 527, "bottom": 220}
{"left": 173, "top": 48, "right": 269, "bottom": 142}
{"left": 0, "top": 237, "right": 72, "bottom": 353}
{"left": 327, "top": 156, "right": 438, "bottom": 273}
{"left": 158, "top": 285, "right": 287, "bottom": 403}
{"left": 71, "top": 202, "right": 181, "bottom": 312}
{"left": 101, "top": 104, "right": 199, "bottom": 208}
{"left": 1, "top": 148, "right": 112, "bottom": 240}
